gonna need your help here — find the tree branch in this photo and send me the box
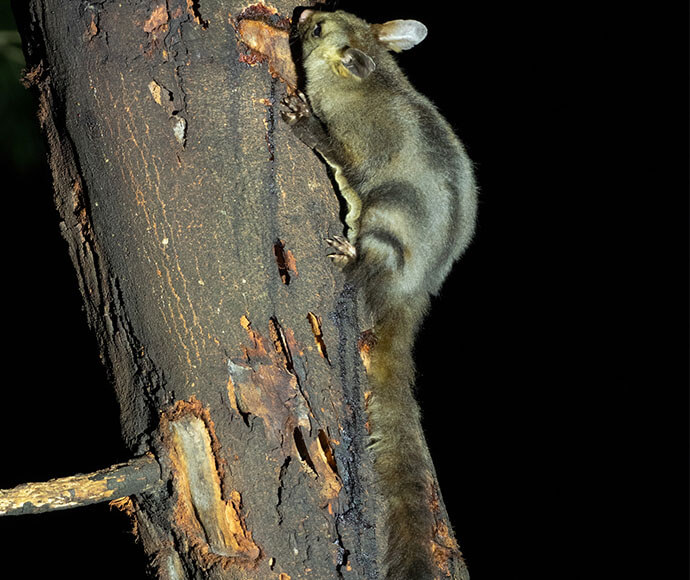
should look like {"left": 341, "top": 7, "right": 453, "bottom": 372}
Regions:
{"left": 0, "top": 454, "right": 161, "bottom": 516}
{"left": 9, "top": 0, "right": 467, "bottom": 576}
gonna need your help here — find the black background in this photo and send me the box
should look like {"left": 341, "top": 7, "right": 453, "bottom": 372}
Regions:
{"left": 1, "top": 1, "right": 687, "bottom": 579}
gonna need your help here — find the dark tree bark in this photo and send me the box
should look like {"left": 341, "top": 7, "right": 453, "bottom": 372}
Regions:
{"left": 9, "top": 1, "right": 467, "bottom": 578}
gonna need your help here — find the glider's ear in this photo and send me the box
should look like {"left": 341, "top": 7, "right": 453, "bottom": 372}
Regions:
{"left": 341, "top": 47, "right": 376, "bottom": 79}
{"left": 373, "top": 19, "right": 428, "bottom": 52}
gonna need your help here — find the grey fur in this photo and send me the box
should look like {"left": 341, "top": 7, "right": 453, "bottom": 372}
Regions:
{"left": 281, "top": 9, "right": 477, "bottom": 579}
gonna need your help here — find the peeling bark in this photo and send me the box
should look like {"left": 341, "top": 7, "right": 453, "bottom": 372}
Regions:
{"left": 11, "top": 0, "right": 467, "bottom": 578}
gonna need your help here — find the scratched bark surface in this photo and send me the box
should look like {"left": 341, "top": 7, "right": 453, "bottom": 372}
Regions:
{"left": 12, "top": 0, "right": 467, "bottom": 578}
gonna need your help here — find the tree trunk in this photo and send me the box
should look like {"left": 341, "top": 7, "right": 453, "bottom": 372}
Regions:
{"left": 11, "top": 1, "right": 467, "bottom": 578}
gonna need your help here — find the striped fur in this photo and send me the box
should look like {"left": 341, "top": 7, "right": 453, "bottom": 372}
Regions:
{"left": 283, "top": 9, "right": 477, "bottom": 579}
